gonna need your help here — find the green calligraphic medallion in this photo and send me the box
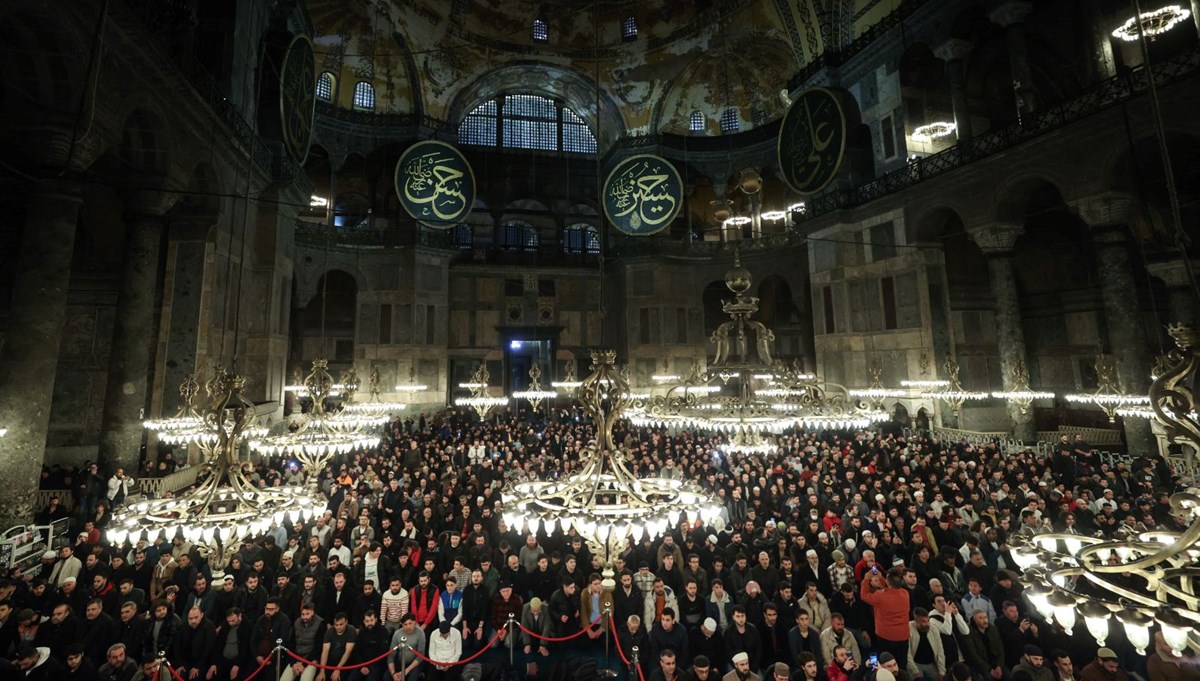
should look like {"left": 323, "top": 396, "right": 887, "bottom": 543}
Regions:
{"left": 603, "top": 154, "right": 684, "bottom": 236}
{"left": 279, "top": 34, "right": 317, "bottom": 166}
{"left": 394, "top": 140, "right": 476, "bottom": 228}
{"left": 777, "top": 87, "right": 848, "bottom": 195}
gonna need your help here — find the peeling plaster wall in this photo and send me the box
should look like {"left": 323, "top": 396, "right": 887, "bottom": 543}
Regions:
{"left": 303, "top": 0, "right": 906, "bottom": 136}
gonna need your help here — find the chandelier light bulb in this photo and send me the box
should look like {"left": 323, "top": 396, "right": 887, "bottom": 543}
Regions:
{"left": 1078, "top": 601, "right": 1112, "bottom": 647}
{"left": 1117, "top": 611, "right": 1153, "bottom": 652}
{"left": 911, "top": 122, "right": 957, "bottom": 142}
{"left": 1048, "top": 592, "right": 1078, "bottom": 635}
{"left": 1157, "top": 611, "right": 1192, "bottom": 656}
{"left": 1112, "top": 5, "right": 1191, "bottom": 41}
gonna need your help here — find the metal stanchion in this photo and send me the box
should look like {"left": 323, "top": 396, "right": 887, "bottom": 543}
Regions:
{"left": 275, "top": 639, "right": 283, "bottom": 681}
{"left": 156, "top": 651, "right": 166, "bottom": 681}
{"left": 631, "top": 646, "right": 640, "bottom": 681}
{"left": 507, "top": 612, "right": 516, "bottom": 671}
{"left": 398, "top": 636, "right": 408, "bottom": 681}
{"left": 600, "top": 606, "right": 617, "bottom": 678}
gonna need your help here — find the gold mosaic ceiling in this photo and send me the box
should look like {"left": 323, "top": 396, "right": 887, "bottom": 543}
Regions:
{"left": 305, "top": 0, "right": 902, "bottom": 136}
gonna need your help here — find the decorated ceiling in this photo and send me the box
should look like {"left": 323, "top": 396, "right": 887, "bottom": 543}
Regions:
{"left": 305, "top": 0, "right": 902, "bottom": 138}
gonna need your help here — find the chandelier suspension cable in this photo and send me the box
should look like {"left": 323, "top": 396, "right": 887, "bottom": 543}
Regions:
{"left": 594, "top": 0, "right": 606, "bottom": 348}
{"left": 1131, "top": 0, "right": 1200, "bottom": 304}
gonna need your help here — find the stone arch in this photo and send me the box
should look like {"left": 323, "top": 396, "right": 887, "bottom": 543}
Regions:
{"left": 758, "top": 275, "right": 800, "bottom": 327}
{"left": 174, "top": 160, "right": 223, "bottom": 217}
{"left": 300, "top": 269, "right": 358, "bottom": 365}
{"left": 115, "top": 106, "right": 171, "bottom": 174}
{"left": 702, "top": 280, "right": 730, "bottom": 337}
{"left": 0, "top": 8, "right": 88, "bottom": 113}
{"left": 1106, "top": 131, "right": 1200, "bottom": 248}
{"left": 447, "top": 62, "right": 626, "bottom": 146}
{"left": 993, "top": 173, "right": 1070, "bottom": 224}
{"left": 502, "top": 199, "right": 556, "bottom": 233}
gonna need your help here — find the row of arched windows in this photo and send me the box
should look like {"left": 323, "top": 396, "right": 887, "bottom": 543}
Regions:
{"left": 319, "top": 74, "right": 743, "bottom": 133}
{"left": 450, "top": 224, "right": 599, "bottom": 254}
{"left": 316, "top": 72, "right": 375, "bottom": 112}
{"left": 528, "top": 16, "right": 638, "bottom": 43}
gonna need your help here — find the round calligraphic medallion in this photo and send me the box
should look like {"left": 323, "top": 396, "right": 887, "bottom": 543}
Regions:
{"left": 777, "top": 87, "right": 848, "bottom": 195}
{"left": 394, "top": 140, "right": 476, "bottom": 228}
{"left": 279, "top": 34, "right": 317, "bottom": 166}
{"left": 603, "top": 154, "right": 684, "bottom": 237}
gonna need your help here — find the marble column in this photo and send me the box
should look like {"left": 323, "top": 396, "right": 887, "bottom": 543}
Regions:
{"left": 935, "top": 39, "right": 974, "bottom": 148}
{"left": 1146, "top": 260, "right": 1198, "bottom": 327}
{"left": 1074, "top": 191, "right": 1156, "bottom": 454}
{"left": 989, "top": 1, "right": 1038, "bottom": 116}
{"left": 98, "top": 191, "right": 176, "bottom": 471}
{"left": 969, "top": 222, "right": 1037, "bottom": 442}
{"left": 0, "top": 182, "right": 83, "bottom": 527}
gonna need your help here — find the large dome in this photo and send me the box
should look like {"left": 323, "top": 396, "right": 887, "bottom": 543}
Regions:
{"left": 302, "top": 0, "right": 904, "bottom": 136}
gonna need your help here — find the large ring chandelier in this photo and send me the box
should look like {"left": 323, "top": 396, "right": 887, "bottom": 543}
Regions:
{"left": 108, "top": 370, "right": 328, "bottom": 566}
{"left": 249, "top": 358, "right": 380, "bottom": 461}
{"left": 627, "top": 255, "right": 885, "bottom": 434}
{"left": 1065, "top": 353, "right": 1150, "bottom": 422}
{"left": 511, "top": 364, "right": 557, "bottom": 411}
{"left": 1112, "top": 4, "right": 1192, "bottom": 42}
{"left": 504, "top": 350, "right": 723, "bottom": 573}
{"left": 1014, "top": 323, "right": 1200, "bottom": 656}
{"left": 920, "top": 358, "right": 990, "bottom": 416}
{"left": 455, "top": 364, "right": 509, "bottom": 418}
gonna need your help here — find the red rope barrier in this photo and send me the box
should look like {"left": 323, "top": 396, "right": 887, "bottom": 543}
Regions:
{"left": 285, "top": 643, "right": 395, "bottom": 671}
{"left": 608, "top": 615, "right": 647, "bottom": 681}
{"left": 165, "top": 664, "right": 188, "bottom": 681}
{"left": 515, "top": 617, "right": 601, "bottom": 643}
{"left": 407, "top": 627, "right": 506, "bottom": 668}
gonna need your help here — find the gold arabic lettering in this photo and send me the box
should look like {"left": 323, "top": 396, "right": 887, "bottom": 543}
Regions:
{"left": 403, "top": 151, "right": 468, "bottom": 222}
{"left": 607, "top": 160, "right": 678, "bottom": 232}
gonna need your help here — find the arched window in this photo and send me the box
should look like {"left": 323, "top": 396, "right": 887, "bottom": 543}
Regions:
{"left": 622, "top": 16, "right": 638, "bottom": 40}
{"left": 453, "top": 224, "right": 473, "bottom": 251}
{"left": 352, "top": 81, "right": 375, "bottom": 111}
{"left": 459, "top": 99, "right": 497, "bottom": 146}
{"left": 316, "top": 72, "right": 335, "bottom": 102}
{"left": 532, "top": 18, "right": 548, "bottom": 42}
{"left": 562, "top": 107, "right": 597, "bottom": 154}
{"left": 498, "top": 221, "right": 539, "bottom": 251}
{"left": 458, "top": 95, "right": 596, "bottom": 154}
{"left": 563, "top": 224, "right": 600, "bottom": 254}
{"left": 720, "top": 108, "right": 740, "bottom": 133}
{"left": 689, "top": 110, "right": 705, "bottom": 132}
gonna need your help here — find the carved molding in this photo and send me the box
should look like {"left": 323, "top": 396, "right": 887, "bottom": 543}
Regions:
{"left": 988, "top": 1, "right": 1034, "bottom": 28}
{"left": 1073, "top": 191, "right": 1136, "bottom": 229}
{"left": 968, "top": 222, "right": 1025, "bottom": 253}
{"left": 934, "top": 38, "right": 974, "bottom": 63}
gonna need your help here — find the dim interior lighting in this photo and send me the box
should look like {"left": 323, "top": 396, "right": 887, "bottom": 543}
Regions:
{"left": 310, "top": 195, "right": 329, "bottom": 208}
{"left": 901, "top": 379, "right": 949, "bottom": 388}
{"left": 911, "top": 122, "right": 957, "bottom": 142}
{"left": 651, "top": 374, "right": 681, "bottom": 382}
{"left": 787, "top": 202, "right": 806, "bottom": 213}
{"left": 1112, "top": 5, "right": 1191, "bottom": 41}
{"left": 760, "top": 211, "right": 788, "bottom": 221}
{"left": 723, "top": 216, "right": 751, "bottom": 227}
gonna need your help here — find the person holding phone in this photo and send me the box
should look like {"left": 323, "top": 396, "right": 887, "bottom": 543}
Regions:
{"left": 860, "top": 568, "right": 911, "bottom": 666}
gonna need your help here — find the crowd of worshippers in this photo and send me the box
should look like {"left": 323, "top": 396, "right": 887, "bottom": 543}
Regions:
{"left": 1, "top": 405, "right": 1195, "bottom": 681}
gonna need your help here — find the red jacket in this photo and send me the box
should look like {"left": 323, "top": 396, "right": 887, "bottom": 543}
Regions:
{"left": 410, "top": 584, "right": 440, "bottom": 627}
{"left": 860, "top": 578, "right": 910, "bottom": 642}
{"left": 827, "top": 660, "right": 853, "bottom": 681}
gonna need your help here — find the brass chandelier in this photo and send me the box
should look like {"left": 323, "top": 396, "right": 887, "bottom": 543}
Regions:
{"left": 1012, "top": 324, "right": 1200, "bottom": 656}
{"left": 455, "top": 363, "right": 509, "bottom": 418}
{"left": 503, "top": 350, "right": 723, "bottom": 573}
{"left": 627, "top": 255, "right": 886, "bottom": 437}
{"left": 108, "top": 369, "right": 327, "bottom": 566}
{"left": 249, "top": 358, "right": 380, "bottom": 459}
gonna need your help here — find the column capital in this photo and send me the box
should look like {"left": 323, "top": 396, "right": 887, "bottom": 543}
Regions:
{"left": 934, "top": 38, "right": 974, "bottom": 63}
{"left": 1147, "top": 259, "right": 1197, "bottom": 287}
{"left": 968, "top": 222, "right": 1024, "bottom": 254}
{"left": 1072, "top": 191, "right": 1137, "bottom": 229}
{"left": 121, "top": 174, "right": 184, "bottom": 218}
{"left": 989, "top": 1, "right": 1034, "bottom": 28}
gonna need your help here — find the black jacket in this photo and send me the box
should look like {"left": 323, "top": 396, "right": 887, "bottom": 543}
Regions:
{"left": 169, "top": 619, "right": 215, "bottom": 670}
